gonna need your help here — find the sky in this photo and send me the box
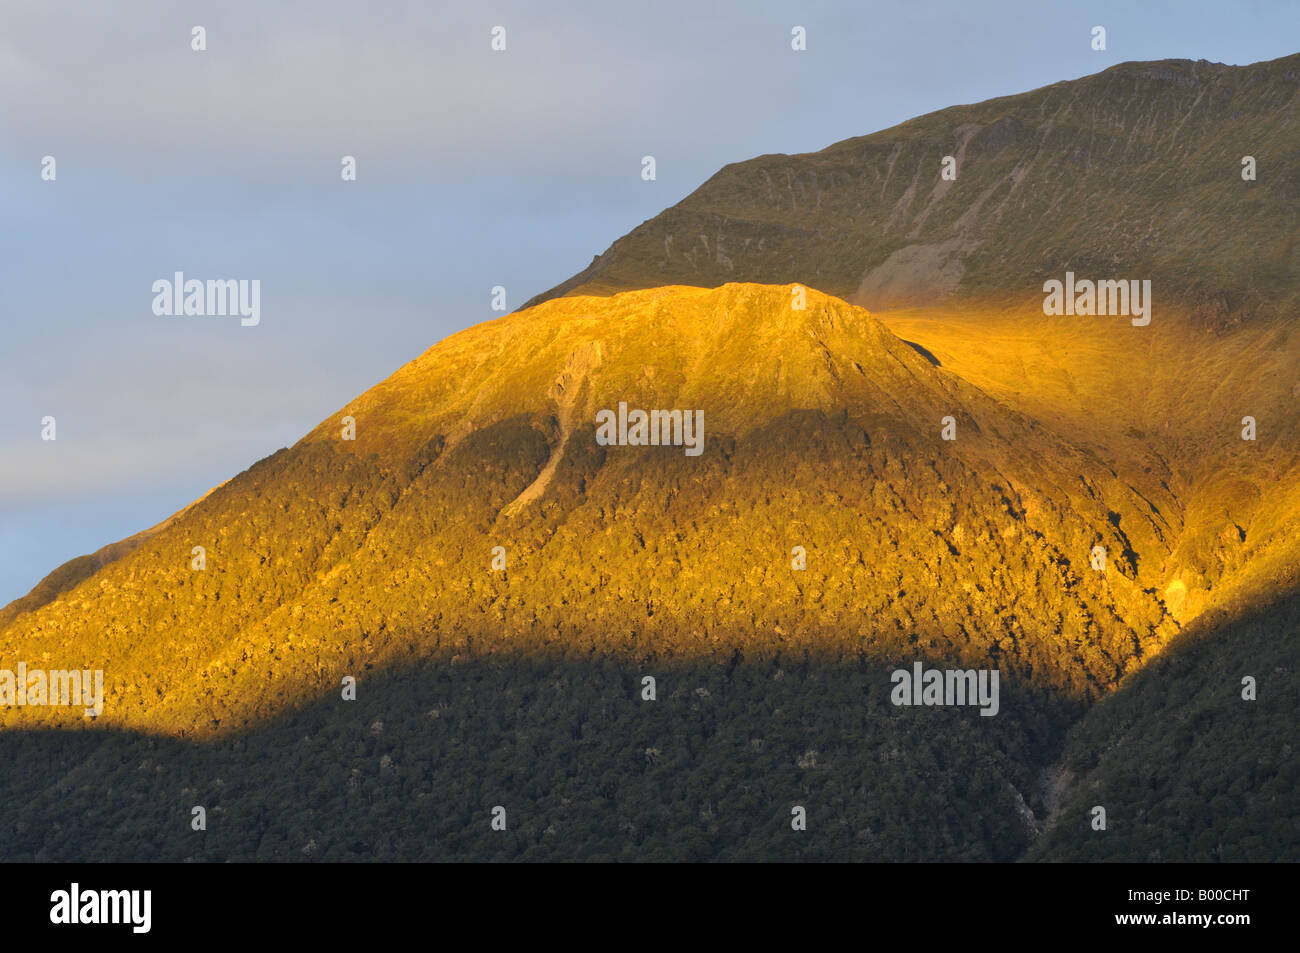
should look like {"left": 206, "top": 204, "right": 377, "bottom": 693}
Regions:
{"left": 0, "top": 0, "right": 1296, "bottom": 606}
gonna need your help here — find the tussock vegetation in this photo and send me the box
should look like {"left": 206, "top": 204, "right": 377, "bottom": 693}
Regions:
{"left": 528, "top": 55, "right": 1300, "bottom": 323}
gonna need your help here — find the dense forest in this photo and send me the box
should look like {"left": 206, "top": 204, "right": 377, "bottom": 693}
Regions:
{"left": 1029, "top": 584, "right": 1300, "bottom": 862}
{"left": 0, "top": 652, "right": 1074, "bottom": 862}
{"left": 1, "top": 583, "right": 1294, "bottom": 862}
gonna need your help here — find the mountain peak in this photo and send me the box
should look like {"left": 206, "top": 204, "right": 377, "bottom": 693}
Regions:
{"left": 306, "top": 282, "right": 931, "bottom": 464}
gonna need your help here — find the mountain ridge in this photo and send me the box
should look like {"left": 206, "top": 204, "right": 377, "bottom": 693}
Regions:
{"left": 526, "top": 53, "right": 1300, "bottom": 323}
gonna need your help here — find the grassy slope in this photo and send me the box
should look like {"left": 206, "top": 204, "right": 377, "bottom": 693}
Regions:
{"left": 528, "top": 56, "right": 1300, "bottom": 322}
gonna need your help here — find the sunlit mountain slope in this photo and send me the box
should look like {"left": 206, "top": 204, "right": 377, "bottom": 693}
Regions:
{"left": 1, "top": 284, "right": 1180, "bottom": 737}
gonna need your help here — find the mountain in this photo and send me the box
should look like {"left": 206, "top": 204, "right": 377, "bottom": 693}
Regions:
{"left": 3, "top": 56, "right": 1298, "bottom": 862}
{"left": 528, "top": 55, "right": 1300, "bottom": 324}
{"left": 528, "top": 53, "right": 1300, "bottom": 628}
{"left": 0, "top": 484, "right": 224, "bottom": 633}
{"left": 0, "top": 281, "right": 1201, "bottom": 862}
{"left": 0, "top": 284, "right": 1183, "bottom": 739}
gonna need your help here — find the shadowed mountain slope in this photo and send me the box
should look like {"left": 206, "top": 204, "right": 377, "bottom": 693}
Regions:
{"left": 1030, "top": 573, "right": 1300, "bottom": 862}
{"left": 0, "top": 652, "right": 1072, "bottom": 862}
{"left": 527, "top": 55, "right": 1300, "bottom": 324}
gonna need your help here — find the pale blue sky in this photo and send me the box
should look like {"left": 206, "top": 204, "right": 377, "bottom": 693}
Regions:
{"left": 1, "top": 0, "right": 1296, "bottom": 604}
